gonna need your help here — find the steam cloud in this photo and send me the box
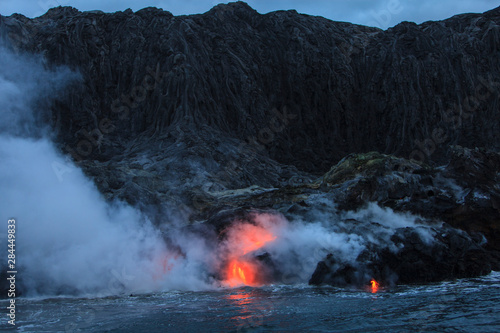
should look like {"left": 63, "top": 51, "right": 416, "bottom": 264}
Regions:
{"left": 0, "top": 44, "right": 438, "bottom": 297}
{"left": 0, "top": 44, "right": 171, "bottom": 296}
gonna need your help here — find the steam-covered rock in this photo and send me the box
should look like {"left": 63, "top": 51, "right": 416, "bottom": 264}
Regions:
{"left": 309, "top": 223, "right": 493, "bottom": 286}
{"left": 319, "top": 149, "right": 500, "bottom": 258}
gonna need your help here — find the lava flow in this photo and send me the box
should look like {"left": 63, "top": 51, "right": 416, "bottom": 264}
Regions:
{"left": 226, "top": 259, "right": 259, "bottom": 287}
{"left": 223, "top": 221, "right": 278, "bottom": 287}
{"left": 370, "top": 279, "right": 380, "bottom": 293}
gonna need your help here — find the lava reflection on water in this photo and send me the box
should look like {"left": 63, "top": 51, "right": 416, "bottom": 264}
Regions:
{"left": 225, "top": 288, "right": 277, "bottom": 331}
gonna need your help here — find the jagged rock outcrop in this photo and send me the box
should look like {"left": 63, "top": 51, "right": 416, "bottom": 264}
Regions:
{"left": 309, "top": 224, "right": 493, "bottom": 286}
{"left": 323, "top": 147, "right": 500, "bottom": 255}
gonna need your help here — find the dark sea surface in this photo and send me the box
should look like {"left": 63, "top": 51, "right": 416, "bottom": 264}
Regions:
{"left": 1, "top": 272, "right": 499, "bottom": 332}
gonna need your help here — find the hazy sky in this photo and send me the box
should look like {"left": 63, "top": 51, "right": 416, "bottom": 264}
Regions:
{"left": 0, "top": 0, "right": 498, "bottom": 29}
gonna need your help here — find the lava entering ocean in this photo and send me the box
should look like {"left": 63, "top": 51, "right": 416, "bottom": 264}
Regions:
{"left": 370, "top": 279, "right": 380, "bottom": 293}
{"left": 226, "top": 259, "right": 260, "bottom": 287}
{"left": 222, "top": 221, "right": 278, "bottom": 287}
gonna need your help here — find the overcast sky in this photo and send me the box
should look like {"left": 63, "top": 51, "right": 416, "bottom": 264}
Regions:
{"left": 1, "top": 0, "right": 498, "bottom": 29}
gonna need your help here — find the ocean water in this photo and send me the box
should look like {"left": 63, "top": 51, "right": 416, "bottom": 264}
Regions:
{"left": 2, "top": 272, "right": 499, "bottom": 332}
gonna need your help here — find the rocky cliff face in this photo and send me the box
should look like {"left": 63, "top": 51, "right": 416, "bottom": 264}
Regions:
{"left": 1, "top": 2, "right": 499, "bottom": 287}
{"left": 2, "top": 2, "right": 500, "bottom": 171}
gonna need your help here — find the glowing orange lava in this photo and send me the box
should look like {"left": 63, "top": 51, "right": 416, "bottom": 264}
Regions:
{"left": 370, "top": 279, "right": 379, "bottom": 293}
{"left": 228, "top": 223, "right": 277, "bottom": 256}
{"left": 223, "top": 222, "right": 278, "bottom": 287}
{"left": 226, "top": 259, "right": 259, "bottom": 287}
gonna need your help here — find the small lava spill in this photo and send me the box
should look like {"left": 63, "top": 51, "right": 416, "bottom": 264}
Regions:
{"left": 370, "top": 279, "right": 380, "bottom": 293}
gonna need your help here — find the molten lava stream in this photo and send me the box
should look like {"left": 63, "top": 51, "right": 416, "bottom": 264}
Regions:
{"left": 370, "top": 279, "right": 380, "bottom": 293}
{"left": 225, "top": 259, "right": 261, "bottom": 288}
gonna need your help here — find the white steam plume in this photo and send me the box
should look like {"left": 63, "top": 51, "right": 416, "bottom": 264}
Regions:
{"left": 0, "top": 44, "right": 179, "bottom": 296}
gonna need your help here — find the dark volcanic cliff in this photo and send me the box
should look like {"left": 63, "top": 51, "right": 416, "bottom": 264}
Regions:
{"left": 2, "top": 2, "right": 500, "bottom": 214}
{"left": 1, "top": 2, "right": 500, "bottom": 288}
{"left": 2, "top": 2, "right": 500, "bottom": 172}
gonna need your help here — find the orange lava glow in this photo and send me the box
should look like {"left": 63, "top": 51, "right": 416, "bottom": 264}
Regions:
{"left": 226, "top": 259, "right": 259, "bottom": 287}
{"left": 370, "top": 279, "right": 379, "bottom": 293}
{"left": 231, "top": 223, "right": 277, "bottom": 256}
{"left": 223, "top": 222, "right": 278, "bottom": 287}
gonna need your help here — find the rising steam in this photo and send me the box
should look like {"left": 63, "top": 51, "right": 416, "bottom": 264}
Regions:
{"left": 0, "top": 44, "right": 171, "bottom": 296}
